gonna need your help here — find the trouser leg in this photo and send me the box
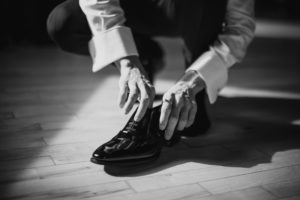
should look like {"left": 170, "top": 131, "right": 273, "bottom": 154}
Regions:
{"left": 173, "top": 0, "right": 227, "bottom": 65}
{"left": 47, "top": 0, "right": 91, "bottom": 55}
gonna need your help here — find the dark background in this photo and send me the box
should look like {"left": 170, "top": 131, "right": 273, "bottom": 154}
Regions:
{"left": 0, "top": 0, "right": 299, "bottom": 47}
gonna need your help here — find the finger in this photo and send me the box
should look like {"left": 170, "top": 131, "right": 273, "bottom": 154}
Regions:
{"left": 165, "top": 98, "right": 182, "bottom": 140}
{"left": 159, "top": 95, "right": 173, "bottom": 130}
{"left": 165, "top": 113, "right": 179, "bottom": 140}
{"left": 124, "top": 83, "right": 139, "bottom": 114}
{"left": 118, "top": 80, "right": 128, "bottom": 108}
{"left": 177, "top": 101, "right": 190, "bottom": 131}
{"left": 134, "top": 82, "right": 150, "bottom": 121}
{"left": 186, "top": 100, "right": 197, "bottom": 127}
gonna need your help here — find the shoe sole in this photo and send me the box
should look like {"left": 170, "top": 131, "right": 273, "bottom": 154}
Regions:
{"left": 90, "top": 151, "right": 160, "bottom": 166}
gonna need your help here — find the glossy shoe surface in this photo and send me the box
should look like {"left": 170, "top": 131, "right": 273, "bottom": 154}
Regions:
{"left": 91, "top": 108, "right": 163, "bottom": 165}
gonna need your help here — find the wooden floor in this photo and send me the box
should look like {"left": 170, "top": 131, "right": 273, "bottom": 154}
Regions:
{"left": 1, "top": 21, "right": 300, "bottom": 200}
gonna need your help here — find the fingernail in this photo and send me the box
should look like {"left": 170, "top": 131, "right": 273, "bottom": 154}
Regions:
{"left": 165, "top": 131, "right": 170, "bottom": 140}
{"left": 166, "top": 136, "right": 171, "bottom": 141}
{"left": 159, "top": 123, "right": 164, "bottom": 130}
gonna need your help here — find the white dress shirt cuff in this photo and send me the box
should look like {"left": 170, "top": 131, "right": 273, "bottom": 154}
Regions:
{"left": 186, "top": 43, "right": 236, "bottom": 104}
{"left": 89, "top": 26, "right": 139, "bottom": 72}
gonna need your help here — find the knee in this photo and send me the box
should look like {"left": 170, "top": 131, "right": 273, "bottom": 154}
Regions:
{"left": 137, "top": 38, "right": 165, "bottom": 74}
{"left": 47, "top": 1, "right": 73, "bottom": 51}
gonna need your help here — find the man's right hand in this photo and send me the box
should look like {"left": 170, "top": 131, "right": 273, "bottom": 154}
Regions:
{"left": 116, "top": 56, "right": 156, "bottom": 122}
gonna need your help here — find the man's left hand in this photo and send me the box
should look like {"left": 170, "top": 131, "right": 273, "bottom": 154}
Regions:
{"left": 159, "top": 70, "right": 205, "bottom": 140}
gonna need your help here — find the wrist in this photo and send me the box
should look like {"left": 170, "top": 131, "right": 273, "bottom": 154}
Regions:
{"left": 116, "top": 56, "right": 148, "bottom": 76}
{"left": 178, "top": 70, "right": 205, "bottom": 95}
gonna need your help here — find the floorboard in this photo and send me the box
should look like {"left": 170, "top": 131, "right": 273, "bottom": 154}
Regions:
{"left": 0, "top": 21, "right": 300, "bottom": 199}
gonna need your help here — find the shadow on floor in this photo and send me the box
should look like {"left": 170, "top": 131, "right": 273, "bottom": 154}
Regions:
{"left": 103, "top": 96, "right": 300, "bottom": 176}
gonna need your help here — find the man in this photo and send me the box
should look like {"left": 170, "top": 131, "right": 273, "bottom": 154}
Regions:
{"left": 47, "top": 0, "right": 255, "bottom": 164}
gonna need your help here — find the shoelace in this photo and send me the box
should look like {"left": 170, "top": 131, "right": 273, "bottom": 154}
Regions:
{"left": 123, "top": 121, "right": 139, "bottom": 134}
{"left": 103, "top": 120, "right": 140, "bottom": 153}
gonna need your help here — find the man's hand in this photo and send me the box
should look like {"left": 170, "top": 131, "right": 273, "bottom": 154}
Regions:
{"left": 159, "top": 70, "right": 205, "bottom": 140}
{"left": 116, "top": 56, "right": 155, "bottom": 122}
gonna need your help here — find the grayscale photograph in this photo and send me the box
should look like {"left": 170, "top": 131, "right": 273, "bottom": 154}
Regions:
{"left": 0, "top": 0, "right": 299, "bottom": 199}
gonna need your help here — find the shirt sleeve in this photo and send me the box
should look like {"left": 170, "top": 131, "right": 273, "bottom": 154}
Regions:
{"left": 186, "top": 0, "right": 256, "bottom": 103}
{"left": 79, "top": 0, "right": 138, "bottom": 72}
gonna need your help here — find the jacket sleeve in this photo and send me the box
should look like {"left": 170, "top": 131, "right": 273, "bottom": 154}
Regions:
{"left": 186, "top": 0, "right": 256, "bottom": 103}
{"left": 79, "top": 0, "right": 139, "bottom": 72}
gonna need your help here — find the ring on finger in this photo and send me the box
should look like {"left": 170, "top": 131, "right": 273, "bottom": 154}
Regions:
{"left": 183, "top": 91, "right": 191, "bottom": 101}
{"left": 190, "top": 99, "right": 196, "bottom": 105}
{"left": 140, "top": 75, "right": 152, "bottom": 85}
{"left": 183, "top": 91, "right": 197, "bottom": 106}
{"left": 163, "top": 98, "right": 172, "bottom": 104}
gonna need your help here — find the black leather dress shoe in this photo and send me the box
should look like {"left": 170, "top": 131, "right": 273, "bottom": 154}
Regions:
{"left": 180, "top": 91, "right": 211, "bottom": 137}
{"left": 91, "top": 108, "right": 163, "bottom": 165}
